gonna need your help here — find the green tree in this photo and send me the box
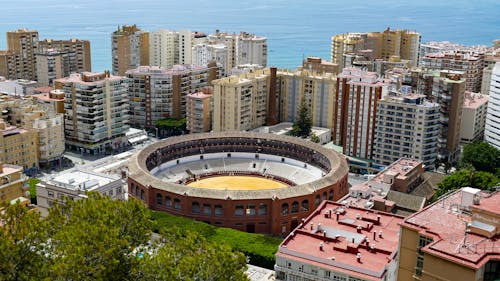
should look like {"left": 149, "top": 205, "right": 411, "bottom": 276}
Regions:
{"left": 155, "top": 118, "right": 186, "bottom": 138}
{"left": 0, "top": 201, "right": 48, "bottom": 281}
{"left": 290, "top": 97, "right": 312, "bottom": 138}
{"left": 434, "top": 169, "right": 499, "bottom": 199}
{"left": 461, "top": 141, "right": 500, "bottom": 174}
{"left": 310, "top": 133, "right": 320, "bottom": 143}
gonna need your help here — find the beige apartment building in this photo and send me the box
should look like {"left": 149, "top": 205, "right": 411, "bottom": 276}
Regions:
{"left": 186, "top": 88, "right": 212, "bottom": 133}
{"left": 6, "top": 29, "right": 39, "bottom": 81}
{"left": 112, "top": 25, "right": 149, "bottom": 76}
{"left": 212, "top": 68, "right": 271, "bottom": 131}
{"left": 38, "top": 38, "right": 91, "bottom": 73}
{"left": 55, "top": 71, "right": 129, "bottom": 155}
{"left": 0, "top": 162, "right": 28, "bottom": 205}
{"left": 460, "top": 92, "right": 489, "bottom": 143}
{"left": 0, "top": 120, "right": 38, "bottom": 171}
{"left": 331, "top": 28, "right": 420, "bottom": 71}
{"left": 35, "top": 48, "right": 70, "bottom": 86}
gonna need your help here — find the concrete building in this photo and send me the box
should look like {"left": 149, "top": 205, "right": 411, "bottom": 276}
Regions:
{"left": 398, "top": 187, "right": 500, "bottom": 281}
{"left": 333, "top": 68, "right": 387, "bottom": 160}
{"left": 410, "top": 69, "right": 466, "bottom": 163}
{"left": 418, "top": 41, "right": 465, "bottom": 65}
{"left": 6, "top": 29, "right": 39, "bottom": 81}
{"left": 331, "top": 28, "right": 420, "bottom": 71}
{"left": 299, "top": 56, "right": 338, "bottom": 74}
{"left": 32, "top": 89, "right": 65, "bottom": 114}
{"left": 421, "top": 51, "right": 484, "bottom": 92}
{"left": 126, "top": 64, "right": 218, "bottom": 128}
{"left": 0, "top": 163, "right": 28, "bottom": 205}
{"left": 149, "top": 29, "right": 178, "bottom": 68}
{"left": 37, "top": 38, "right": 91, "bottom": 73}
{"left": 192, "top": 43, "right": 228, "bottom": 76}
{"left": 55, "top": 71, "right": 129, "bottom": 155}
{"left": 275, "top": 200, "right": 404, "bottom": 281}
{"left": 0, "top": 119, "right": 38, "bottom": 171}
{"left": 112, "top": 25, "right": 149, "bottom": 76}
{"left": 35, "top": 48, "right": 71, "bottom": 86}
{"left": 186, "top": 88, "right": 212, "bottom": 133}
{"left": 460, "top": 92, "right": 489, "bottom": 143}
{"left": 481, "top": 53, "right": 500, "bottom": 95}
{"left": 373, "top": 94, "right": 440, "bottom": 168}
{"left": 210, "top": 31, "right": 267, "bottom": 69}
{"left": 485, "top": 62, "right": 500, "bottom": 150}
{"left": 0, "top": 50, "right": 18, "bottom": 79}
{"left": 36, "top": 168, "right": 125, "bottom": 216}
{"left": 0, "top": 77, "right": 38, "bottom": 96}
{"left": 278, "top": 69, "right": 338, "bottom": 129}
{"left": 212, "top": 68, "right": 271, "bottom": 131}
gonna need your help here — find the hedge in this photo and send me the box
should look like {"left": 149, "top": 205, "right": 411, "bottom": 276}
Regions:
{"left": 150, "top": 211, "right": 281, "bottom": 269}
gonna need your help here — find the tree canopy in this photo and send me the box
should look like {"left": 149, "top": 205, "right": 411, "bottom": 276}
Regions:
{"left": 290, "top": 97, "right": 312, "bottom": 138}
{"left": 434, "top": 169, "right": 499, "bottom": 199}
{"left": 0, "top": 193, "right": 248, "bottom": 281}
{"left": 460, "top": 141, "right": 500, "bottom": 174}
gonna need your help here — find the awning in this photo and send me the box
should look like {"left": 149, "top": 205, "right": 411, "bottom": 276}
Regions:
{"left": 128, "top": 135, "right": 148, "bottom": 144}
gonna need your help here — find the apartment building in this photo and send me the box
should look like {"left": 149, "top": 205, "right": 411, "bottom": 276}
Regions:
{"left": 373, "top": 94, "right": 440, "bottom": 168}
{"left": 278, "top": 69, "right": 338, "bottom": 129}
{"left": 32, "top": 89, "right": 65, "bottom": 114}
{"left": 333, "top": 68, "right": 387, "bottom": 160}
{"left": 481, "top": 53, "right": 500, "bottom": 95}
{"left": 418, "top": 41, "right": 465, "bottom": 65}
{"left": 37, "top": 38, "right": 91, "bottom": 72}
{"left": 485, "top": 62, "right": 500, "bottom": 150}
{"left": 212, "top": 68, "right": 271, "bottom": 131}
{"left": 36, "top": 168, "right": 125, "bottom": 216}
{"left": 398, "top": 187, "right": 500, "bottom": 281}
{"left": 210, "top": 31, "right": 267, "bottom": 69}
{"left": 191, "top": 43, "right": 228, "bottom": 76}
{"left": 331, "top": 28, "right": 420, "bottom": 71}
{"left": 149, "top": 29, "right": 178, "bottom": 68}
{"left": 275, "top": 200, "right": 404, "bottom": 281}
{"left": 410, "top": 69, "right": 466, "bottom": 163}
{"left": 35, "top": 48, "right": 71, "bottom": 86}
{"left": 299, "top": 56, "right": 338, "bottom": 74}
{"left": 55, "top": 71, "right": 129, "bottom": 155}
{"left": 0, "top": 119, "right": 38, "bottom": 171}
{"left": 6, "top": 29, "right": 39, "bottom": 81}
{"left": 111, "top": 25, "right": 149, "bottom": 76}
{"left": 186, "top": 88, "right": 212, "bottom": 133}
{"left": 460, "top": 92, "right": 489, "bottom": 143}
{"left": 0, "top": 163, "right": 28, "bottom": 205}
{"left": 126, "top": 64, "right": 218, "bottom": 128}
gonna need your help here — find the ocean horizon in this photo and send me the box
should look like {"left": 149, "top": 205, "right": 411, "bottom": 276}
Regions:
{"left": 0, "top": 0, "right": 498, "bottom": 72}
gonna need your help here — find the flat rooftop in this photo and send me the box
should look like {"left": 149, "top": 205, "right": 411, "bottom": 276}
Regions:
{"left": 277, "top": 201, "right": 403, "bottom": 281}
{"left": 402, "top": 188, "right": 500, "bottom": 269}
{"left": 44, "top": 169, "right": 120, "bottom": 191}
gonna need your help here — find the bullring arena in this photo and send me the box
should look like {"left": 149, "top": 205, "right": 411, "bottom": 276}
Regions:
{"left": 127, "top": 132, "right": 349, "bottom": 235}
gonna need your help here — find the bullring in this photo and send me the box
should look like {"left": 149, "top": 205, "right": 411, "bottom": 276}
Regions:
{"left": 128, "top": 131, "right": 349, "bottom": 235}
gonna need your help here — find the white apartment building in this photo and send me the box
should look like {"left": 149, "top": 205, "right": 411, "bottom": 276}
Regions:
{"left": 55, "top": 71, "right": 129, "bottom": 155}
{"left": 373, "top": 94, "right": 440, "bottom": 168}
{"left": 36, "top": 169, "right": 125, "bottom": 216}
{"left": 149, "top": 29, "right": 178, "bottom": 68}
{"left": 192, "top": 43, "right": 228, "bottom": 76}
{"left": 237, "top": 34, "right": 267, "bottom": 67}
{"left": 485, "top": 62, "right": 500, "bottom": 149}
{"left": 460, "top": 92, "right": 489, "bottom": 143}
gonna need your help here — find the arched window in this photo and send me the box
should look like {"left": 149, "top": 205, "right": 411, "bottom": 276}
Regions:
{"left": 258, "top": 203, "right": 268, "bottom": 216}
{"left": 192, "top": 202, "right": 200, "bottom": 214}
{"left": 215, "top": 205, "right": 223, "bottom": 216}
{"left": 174, "top": 199, "right": 181, "bottom": 210}
{"left": 322, "top": 192, "right": 327, "bottom": 200}
{"left": 315, "top": 195, "right": 320, "bottom": 206}
{"left": 291, "top": 201, "right": 299, "bottom": 214}
{"left": 235, "top": 205, "right": 244, "bottom": 216}
{"left": 301, "top": 200, "right": 309, "bottom": 212}
{"left": 131, "top": 184, "right": 136, "bottom": 196}
{"left": 329, "top": 190, "right": 334, "bottom": 200}
{"left": 165, "top": 196, "right": 172, "bottom": 208}
{"left": 140, "top": 189, "right": 145, "bottom": 200}
{"left": 135, "top": 186, "right": 139, "bottom": 197}
{"left": 281, "top": 203, "right": 289, "bottom": 216}
{"left": 156, "top": 193, "right": 163, "bottom": 205}
{"left": 203, "top": 204, "right": 211, "bottom": 215}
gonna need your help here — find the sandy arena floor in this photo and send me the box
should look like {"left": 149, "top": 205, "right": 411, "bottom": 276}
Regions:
{"left": 186, "top": 175, "right": 289, "bottom": 190}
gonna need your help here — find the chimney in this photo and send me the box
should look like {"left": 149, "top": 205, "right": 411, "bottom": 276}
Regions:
{"left": 377, "top": 215, "right": 381, "bottom": 225}
{"left": 266, "top": 67, "right": 278, "bottom": 125}
{"left": 357, "top": 225, "right": 362, "bottom": 233}
{"left": 373, "top": 230, "right": 377, "bottom": 241}
{"left": 336, "top": 212, "right": 340, "bottom": 220}
{"left": 319, "top": 242, "right": 324, "bottom": 251}
{"left": 356, "top": 253, "right": 362, "bottom": 263}
{"left": 379, "top": 230, "right": 383, "bottom": 238}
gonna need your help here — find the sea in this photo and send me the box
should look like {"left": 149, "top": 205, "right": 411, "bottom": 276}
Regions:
{"left": 0, "top": 0, "right": 498, "bottom": 72}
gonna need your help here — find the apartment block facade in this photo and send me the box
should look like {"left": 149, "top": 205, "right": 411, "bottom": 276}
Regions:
{"left": 460, "top": 92, "right": 489, "bottom": 143}
{"left": 126, "top": 64, "right": 218, "bottom": 128}
{"left": 485, "top": 62, "right": 500, "bottom": 150}
{"left": 0, "top": 163, "right": 28, "bottom": 205}
{"left": 186, "top": 88, "right": 212, "bottom": 133}
{"left": 37, "top": 38, "right": 91, "bottom": 73}
{"left": 55, "top": 71, "right": 129, "bottom": 155}
{"left": 149, "top": 29, "right": 178, "bottom": 68}
{"left": 0, "top": 120, "right": 38, "bottom": 171}
{"left": 112, "top": 25, "right": 149, "bottom": 76}
{"left": 6, "top": 29, "right": 39, "bottom": 81}
{"left": 373, "top": 94, "right": 440, "bottom": 168}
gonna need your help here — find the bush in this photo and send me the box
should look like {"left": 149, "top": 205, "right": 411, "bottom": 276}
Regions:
{"left": 150, "top": 211, "right": 281, "bottom": 269}
{"left": 28, "top": 178, "right": 40, "bottom": 204}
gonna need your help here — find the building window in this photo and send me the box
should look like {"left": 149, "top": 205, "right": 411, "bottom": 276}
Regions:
{"left": 174, "top": 199, "right": 181, "bottom": 210}
{"left": 203, "top": 204, "right": 211, "bottom": 215}
{"left": 258, "top": 203, "right": 267, "bottom": 215}
{"left": 329, "top": 190, "right": 334, "bottom": 200}
{"left": 214, "top": 204, "right": 223, "bottom": 216}
{"left": 165, "top": 196, "right": 172, "bottom": 208}
{"left": 246, "top": 204, "right": 256, "bottom": 216}
{"left": 156, "top": 193, "right": 162, "bottom": 205}
{"left": 281, "top": 203, "right": 289, "bottom": 216}
{"left": 315, "top": 195, "right": 320, "bottom": 206}
{"left": 484, "top": 260, "right": 500, "bottom": 281}
{"left": 235, "top": 205, "right": 244, "bottom": 216}
{"left": 291, "top": 201, "right": 299, "bottom": 214}
{"left": 415, "top": 255, "right": 424, "bottom": 276}
{"left": 191, "top": 202, "right": 200, "bottom": 214}
{"left": 140, "top": 189, "right": 145, "bottom": 200}
{"left": 322, "top": 192, "right": 327, "bottom": 200}
{"left": 48, "top": 191, "right": 54, "bottom": 198}
{"left": 301, "top": 200, "right": 309, "bottom": 212}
